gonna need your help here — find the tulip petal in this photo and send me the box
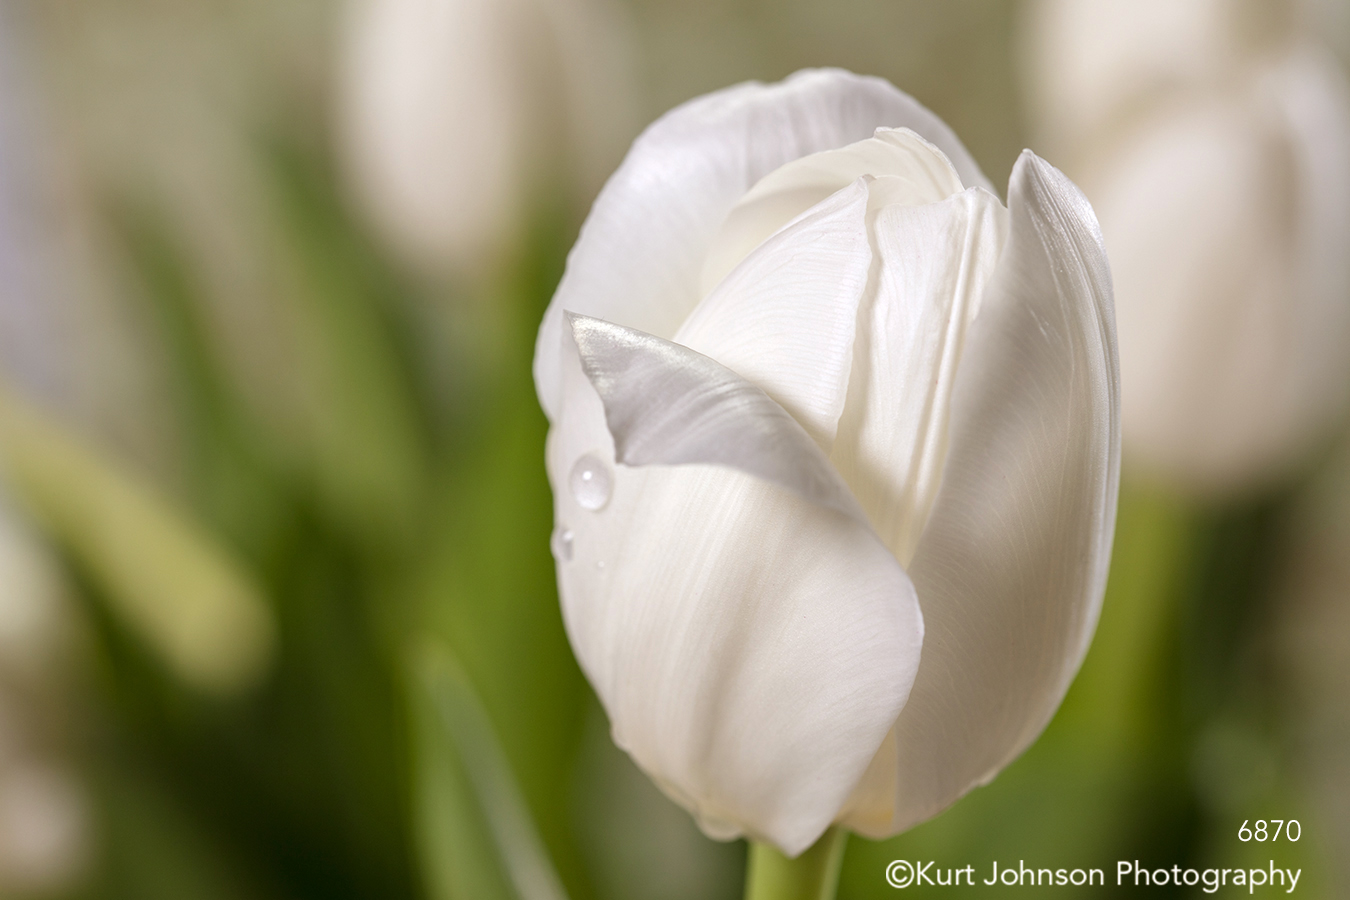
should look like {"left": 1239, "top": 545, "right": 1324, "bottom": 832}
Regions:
{"left": 535, "top": 68, "right": 992, "bottom": 420}
{"left": 698, "top": 129, "right": 963, "bottom": 295}
{"left": 828, "top": 186, "right": 1008, "bottom": 565}
{"left": 568, "top": 315, "right": 864, "bottom": 523}
{"left": 673, "top": 178, "right": 871, "bottom": 450}
{"left": 549, "top": 320, "right": 922, "bottom": 856}
{"left": 840, "top": 152, "right": 1119, "bottom": 836}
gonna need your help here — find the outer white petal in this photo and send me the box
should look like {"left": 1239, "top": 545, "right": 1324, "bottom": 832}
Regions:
{"left": 534, "top": 68, "right": 992, "bottom": 420}
{"left": 840, "top": 152, "right": 1119, "bottom": 836}
{"left": 828, "top": 186, "right": 1008, "bottom": 565}
{"left": 548, "top": 319, "right": 922, "bottom": 856}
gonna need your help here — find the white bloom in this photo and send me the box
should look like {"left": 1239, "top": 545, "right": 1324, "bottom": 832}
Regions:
{"left": 1022, "top": 0, "right": 1350, "bottom": 491}
{"left": 338, "top": 0, "right": 638, "bottom": 272}
{"left": 533, "top": 69, "right": 1120, "bottom": 856}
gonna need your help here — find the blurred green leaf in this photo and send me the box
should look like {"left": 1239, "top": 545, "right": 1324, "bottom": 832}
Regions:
{"left": 108, "top": 200, "right": 290, "bottom": 567}
{"left": 66, "top": 127, "right": 430, "bottom": 900}
{"left": 77, "top": 765, "right": 273, "bottom": 900}
{"left": 261, "top": 133, "right": 431, "bottom": 560}
{"left": 410, "top": 639, "right": 569, "bottom": 900}
{"left": 0, "top": 384, "right": 275, "bottom": 695}
{"left": 1177, "top": 487, "right": 1333, "bottom": 894}
{"left": 411, "top": 244, "right": 595, "bottom": 898}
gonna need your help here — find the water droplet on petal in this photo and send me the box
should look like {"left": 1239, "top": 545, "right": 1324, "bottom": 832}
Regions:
{"left": 551, "top": 526, "right": 574, "bottom": 562}
{"left": 595, "top": 560, "right": 605, "bottom": 570}
{"left": 569, "top": 454, "right": 612, "bottom": 511}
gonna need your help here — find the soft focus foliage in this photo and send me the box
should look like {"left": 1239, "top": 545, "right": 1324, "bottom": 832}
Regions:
{"left": 0, "top": 387, "right": 275, "bottom": 694}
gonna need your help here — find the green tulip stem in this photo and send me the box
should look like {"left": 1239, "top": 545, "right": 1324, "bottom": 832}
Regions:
{"left": 744, "top": 828, "right": 848, "bottom": 900}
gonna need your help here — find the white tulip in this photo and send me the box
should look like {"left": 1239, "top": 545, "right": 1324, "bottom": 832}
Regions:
{"left": 338, "top": 0, "right": 638, "bottom": 272}
{"left": 533, "top": 69, "right": 1120, "bottom": 856}
{"left": 1022, "top": 0, "right": 1350, "bottom": 491}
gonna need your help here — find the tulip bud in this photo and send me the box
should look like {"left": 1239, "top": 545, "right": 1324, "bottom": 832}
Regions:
{"left": 337, "top": 0, "right": 639, "bottom": 273}
{"left": 1022, "top": 0, "right": 1350, "bottom": 492}
{"left": 533, "top": 69, "right": 1120, "bottom": 855}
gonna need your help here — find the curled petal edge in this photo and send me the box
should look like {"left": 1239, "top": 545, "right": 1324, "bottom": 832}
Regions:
{"left": 567, "top": 313, "right": 869, "bottom": 525}
{"left": 843, "top": 150, "right": 1120, "bottom": 836}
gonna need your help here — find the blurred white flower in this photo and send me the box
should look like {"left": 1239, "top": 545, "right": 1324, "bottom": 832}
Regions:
{"left": 534, "top": 69, "right": 1119, "bottom": 855}
{"left": 0, "top": 503, "right": 88, "bottom": 894}
{"left": 0, "top": 760, "right": 87, "bottom": 892}
{"left": 1022, "top": 0, "right": 1350, "bottom": 492}
{"left": 338, "top": 0, "right": 639, "bottom": 273}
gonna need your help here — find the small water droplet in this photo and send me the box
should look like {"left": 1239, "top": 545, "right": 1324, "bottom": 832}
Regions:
{"left": 595, "top": 560, "right": 605, "bottom": 570}
{"left": 569, "top": 454, "right": 612, "bottom": 511}
{"left": 551, "top": 526, "right": 574, "bottom": 562}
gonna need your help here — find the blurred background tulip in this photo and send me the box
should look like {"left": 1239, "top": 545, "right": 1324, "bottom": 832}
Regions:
{"left": 0, "top": 500, "right": 89, "bottom": 896}
{"left": 0, "top": 0, "right": 1347, "bottom": 897}
{"left": 338, "top": 0, "right": 640, "bottom": 277}
{"left": 1008, "top": 4, "right": 1350, "bottom": 899}
{"left": 1021, "top": 0, "right": 1350, "bottom": 493}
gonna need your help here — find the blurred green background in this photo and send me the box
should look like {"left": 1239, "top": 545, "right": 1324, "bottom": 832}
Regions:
{"left": 0, "top": 0, "right": 1347, "bottom": 897}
